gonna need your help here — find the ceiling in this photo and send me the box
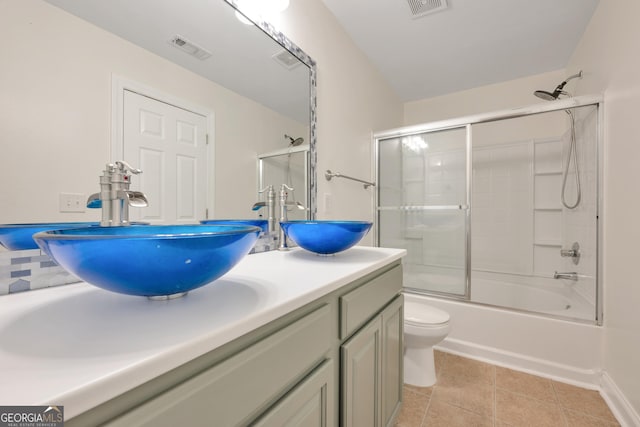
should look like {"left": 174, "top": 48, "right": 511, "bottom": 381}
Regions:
{"left": 44, "top": 0, "right": 310, "bottom": 123}
{"left": 322, "top": 0, "right": 599, "bottom": 101}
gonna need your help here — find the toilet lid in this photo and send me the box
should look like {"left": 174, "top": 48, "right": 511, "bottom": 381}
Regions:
{"left": 404, "top": 302, "right": 450, "bottom": 325}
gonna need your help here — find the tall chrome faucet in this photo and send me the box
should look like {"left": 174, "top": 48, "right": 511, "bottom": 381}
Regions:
{"left": 278, "top": 184, "right": 305, "bottom": 251}
{"left": 251, "top": 184, "right": 304, "bottom": 249}
{"left": 87, "top": 161, "right": 148, "bottom": 226}
{"left": 252, "top": 185, "right": 276, "bottom": 233}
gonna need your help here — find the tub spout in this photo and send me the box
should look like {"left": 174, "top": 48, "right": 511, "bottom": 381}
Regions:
{"left": 554, "top": 271, "right": 578, "bottom": 281}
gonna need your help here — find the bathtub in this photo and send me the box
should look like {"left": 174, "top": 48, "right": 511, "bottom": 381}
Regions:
{"left": 405, "top": 268, "right": 595, "bottom": 321}
{"left": 470, "top": 272, "right": 595, "bottom": 321}
{"left": 403, "top": 271, "right": 603, "bottom": 387}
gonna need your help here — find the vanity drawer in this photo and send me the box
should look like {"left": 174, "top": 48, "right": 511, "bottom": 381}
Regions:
{"left": 105, "top": 304, "right": 332, "bottom": 427}
{"left": 339, "top": 264, "right": 402, "bottom": 340}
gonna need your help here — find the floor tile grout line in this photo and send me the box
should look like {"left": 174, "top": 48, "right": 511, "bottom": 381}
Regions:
{"left": 492, "top": 364, "right": 497, "bottom": 427}
{"left": 552, "top": 379, "right": 571, "bottom": 427}
{"left": 419, "top": 388, "right": 432, "bottom": 427}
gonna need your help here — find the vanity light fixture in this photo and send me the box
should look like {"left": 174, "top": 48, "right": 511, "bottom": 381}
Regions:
{"left": 235, "top": 0, "right": 290, "bottom": 25}
{"left": 401, "top": 135, "right": 428, "bottom": 153}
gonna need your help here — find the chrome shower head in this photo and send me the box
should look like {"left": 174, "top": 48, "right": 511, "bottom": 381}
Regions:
{"left": 534, "top": 70, "right": 583, "bottom": 101}
{"left": 285, "top": 134, "right": 304, "bottom": 146}
{"left": 534, "top": 90, "right": 560, "bottom": 101}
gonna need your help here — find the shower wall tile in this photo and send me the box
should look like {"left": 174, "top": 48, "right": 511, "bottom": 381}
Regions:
{"left": 534, "top": 139, "right": 562, "bottom": 173}
{"left": 534, "top": 246, "right": 564, "bottom": 276}
{"left": 534, "top": 174, "right": 562, "bottom": 209}
{"left": 472, "top": 142, "right": 533, "bottom": 274}
{"left": 534, "top": 211, "right": 562, "bottom": 244}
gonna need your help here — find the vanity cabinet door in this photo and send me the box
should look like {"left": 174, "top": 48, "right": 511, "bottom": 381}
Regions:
{"left": 341, "top": 295, "right": 404, "bottom": 427}
{"left": 381, "top": 296, "right": 403, "bottom": 427}
{"left": 253, "top": 359, "right": 335, "bottom": 427}
{"left": 341, "top": 314, "right": 382, "bottom": 427}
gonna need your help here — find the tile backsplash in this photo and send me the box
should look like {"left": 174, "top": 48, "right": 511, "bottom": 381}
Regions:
{"left": 0, "top": 248, "right": 80, "bottom": 295}
{"left": 0, "top": 231, "right": 281, "bottom": 296}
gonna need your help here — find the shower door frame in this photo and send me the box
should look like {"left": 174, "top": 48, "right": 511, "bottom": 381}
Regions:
{"left": 373, "top": 94, "right": 604, "bottom": 325}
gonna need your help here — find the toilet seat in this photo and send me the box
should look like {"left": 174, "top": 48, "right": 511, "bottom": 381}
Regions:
{"left": 404, "top": 302, "right": 450, "bottom": 326}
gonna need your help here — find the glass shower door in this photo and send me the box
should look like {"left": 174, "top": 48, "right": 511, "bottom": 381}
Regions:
{"left": 377, "top": 126, "right": 469, "bottom": 298}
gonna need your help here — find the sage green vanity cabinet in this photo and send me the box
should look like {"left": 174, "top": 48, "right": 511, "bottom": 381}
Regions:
{"left": 341, "top": 296, "right": 403, "bottom": 427}
{"left": 253, "top": 359, "right": 334, "bottom": 427}
{"left": 66, "top": 261, "right": 403, "bottom": 427}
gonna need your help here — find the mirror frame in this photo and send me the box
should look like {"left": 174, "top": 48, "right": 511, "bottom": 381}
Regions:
{"left": 226, "top": 0, "right": 317, "bottom": 219}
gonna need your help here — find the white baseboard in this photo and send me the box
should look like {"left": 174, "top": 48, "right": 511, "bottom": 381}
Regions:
{"left": 600, "top": 371, "right": 640, "bottom": 427}
{"left": 436, "top": 337, "right": 601, "bottom": 389}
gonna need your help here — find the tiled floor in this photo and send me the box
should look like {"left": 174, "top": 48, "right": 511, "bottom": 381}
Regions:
{"left": 395, "top": 351, "right": 620, "bottom": 427}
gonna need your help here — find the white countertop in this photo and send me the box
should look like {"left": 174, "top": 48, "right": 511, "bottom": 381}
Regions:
{"left": 0, "top": 246, "right": 405, "bottom": 418}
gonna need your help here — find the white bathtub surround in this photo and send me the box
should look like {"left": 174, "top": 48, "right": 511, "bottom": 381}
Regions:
{"left": 377, "top": 98, "right": 601, "bottom": 323}
{"left": 405, "top": 266, "right": 595, "bottom": 322}
{"left": 421, "top": 295, "right": 602, "bottom": 386}
{"left": 0, "top": 246, "right": 405, "bottom": 419}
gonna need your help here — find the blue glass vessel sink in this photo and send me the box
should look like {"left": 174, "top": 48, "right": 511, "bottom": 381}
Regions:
{"left": 0, "top": 222, "right": 101, "bottom": 251}
{"left": 33, "top": 225, "right": 261, "bottom": 298}
{"left": 280, "top": 220, "right": 373, "bottom": 255}
{"left": 200, "top": 219, "right": 268, "bottom": 233}
{"left": 0, "top": 222, "right": 148, "bottom": 251}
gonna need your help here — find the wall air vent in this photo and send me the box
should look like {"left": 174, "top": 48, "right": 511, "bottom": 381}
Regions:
{"left": 272, "top": 49, "right": 302, "bottom": 70}
{"left": 169, "top": 35, "right": 212, "bottom": 60}
{"left": 406, "top": 0, "right": 448, "bottom": 19}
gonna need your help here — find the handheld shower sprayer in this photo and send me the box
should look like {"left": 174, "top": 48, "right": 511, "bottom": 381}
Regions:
{"left": 533, "top": 70, "right": 584, "bottom": 209}
{"left": 534, "top": 70, "right": 583, "bottom": 100}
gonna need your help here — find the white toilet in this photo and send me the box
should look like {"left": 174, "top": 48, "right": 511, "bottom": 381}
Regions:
{"left": 403, "top": 293, "right": 451, "bottom": 387}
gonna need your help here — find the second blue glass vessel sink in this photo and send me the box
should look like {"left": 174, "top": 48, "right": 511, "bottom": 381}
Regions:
{"left": 33, "top": 225, "right": 261, "bottom": 298}
{"left": 0, "top": 222, "right": 148, "bottom": 251}
{"left": 200, "top": 219, "right": 268, "bottom": 233}
{"left": 0, "top": 222, "right": 102, "bottom": 251}
{"left": 280, "top": 220, "right": 372, "bottom": 255}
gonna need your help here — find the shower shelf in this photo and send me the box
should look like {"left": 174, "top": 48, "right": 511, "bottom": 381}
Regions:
{"left": 534, "top": 240, "right": 562, "bottom": 247}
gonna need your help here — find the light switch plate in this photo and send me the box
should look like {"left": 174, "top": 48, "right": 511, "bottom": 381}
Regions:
{"left": 59, "top": 193, "right": 85, "bottom": 213}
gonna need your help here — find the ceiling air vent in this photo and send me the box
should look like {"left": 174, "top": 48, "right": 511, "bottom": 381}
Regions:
{"left": 272, "top": 49, "right": 302, "bottom": 70}
{"left": 169, "top": 35, "right": 212, "bottom": 60}
{"left": 406, "top": 0, "right": 448, "bottom": 19}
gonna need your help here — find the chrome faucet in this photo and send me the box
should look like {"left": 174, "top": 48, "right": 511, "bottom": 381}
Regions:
{"left": 87, "top": 161, "right": 149, "bottom": 226}
{"left": 554, "top": 271, "right": 578, "bottom": 281}
{"left": 252, "top": 185, "right": 276, "bottom": 232}
{"left": 278, "top": 184, "right": 305, "bottom": 251}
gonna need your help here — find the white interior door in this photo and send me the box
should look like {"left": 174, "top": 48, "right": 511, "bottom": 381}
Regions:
{"left": 123, "top": 90, "right": 208, "bottom": 224}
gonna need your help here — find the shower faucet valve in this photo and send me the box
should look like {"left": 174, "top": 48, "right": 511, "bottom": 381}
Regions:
{"left": 560, "top": 242, "right": 581, "bottom": 265}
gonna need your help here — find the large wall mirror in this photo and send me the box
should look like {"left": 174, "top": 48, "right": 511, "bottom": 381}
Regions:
{"left": 1, "top": 0, "right": 316, "bottom": 224}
